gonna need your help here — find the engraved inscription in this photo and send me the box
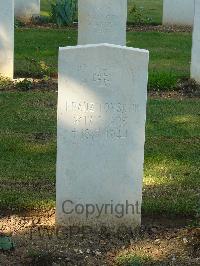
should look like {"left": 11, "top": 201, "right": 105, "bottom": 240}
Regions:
{"left": 93, "top": 68, "right": 111, "bottom": 87}
{"left": 76, "top": 65, "right": 113, "bottom": 88}
{"left": 65, "top": 101, "right": 140, "bottom": 144}
{"left": 86, "top": 14, "right": 119, "bottom": 33}
{"left": 66, "top": 102, "right": 139, "bottom": 114}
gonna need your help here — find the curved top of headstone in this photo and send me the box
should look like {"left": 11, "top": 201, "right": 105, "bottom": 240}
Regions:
{"left": 60, "top": 43, "right": 148, "bottom": 55}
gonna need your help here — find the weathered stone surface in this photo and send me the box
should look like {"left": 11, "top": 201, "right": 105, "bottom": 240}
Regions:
{"left": 78, "top": 0, "right": 127, "bottom": 45}
{"left": 163, "top": 0, "right": 194, "bottom": 26}
{"left": 56, "top": 44, "right": 149, "bottom": 228}
{"left": 191, "top": 0, "right": 200, "bottom": 82}
{"left": 0, "top": 0, "right": 14, "bottom": 78}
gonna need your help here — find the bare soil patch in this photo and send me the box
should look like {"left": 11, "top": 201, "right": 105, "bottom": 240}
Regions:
{"left": 18, "top": 23, "right": 192, "bottom": 33}
{"left": 1, "top": 78, "right": 199, "bottom": 99}
{"left": 0, "top": 211, "right": 199, "bottom": 265}
{"left": 127, "top": 24, "right": 192, "bottom": 33}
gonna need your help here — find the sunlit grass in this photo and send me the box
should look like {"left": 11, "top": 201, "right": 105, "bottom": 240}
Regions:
{"left": 15, "top": 29, "right": 192, "bottom": 90}
{"left": 0, "top": 92, "right": 199, "bottom": 216}
{"left": 116, "top": 252, "right": 151, "bottom": 266}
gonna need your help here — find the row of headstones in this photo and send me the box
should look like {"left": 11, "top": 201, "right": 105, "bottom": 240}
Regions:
{"left": 0, "top": 0, "right": 199, "bottom": 228}
{"left": 1, "top": 0, "right": 200, "bottom": 83}
{"left": 9, "top": 0, "right": 199, "bottom": 27}
{"left": 2, "top": 0, "right": 197, "bottom": 26}
{"left": 11, "top": 0, "right": 199, "bottom": 27}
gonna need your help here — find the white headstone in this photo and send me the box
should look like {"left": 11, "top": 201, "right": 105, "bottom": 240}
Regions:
{"left": 191, "top": 0, "right": 200, "bottom": 82}
{"left": 0, "top": 0, "right": 14, "bottom": 79}
{"left": 78, "top": 0, "right": 127, "bottom": 45}
{"left": 56, "top": 44, "right": 149, "bottom": 228}
{"left": 163, "top": 0, "right": 195, "bottom": 26}
{"left": 15, "top": 0, "right": 40, "bottom": 21}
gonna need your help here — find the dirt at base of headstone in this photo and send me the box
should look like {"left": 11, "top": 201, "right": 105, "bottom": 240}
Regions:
{"left": 0, "top": 78, "right": 58, "bottom": 92}
{"left": 1, "top": 77, "right": 199, "bottom": 100}
{"left": 16, "top": 22, "right": 192, "bottom": 33}
{"left": 127, "top": 24, "right": 192, "bottom": 33}
{"left": 0, "top": 211, "right": 199, "bottom": 265}
{"left": 149, "top": 78, "right": 200, "bottom": 98}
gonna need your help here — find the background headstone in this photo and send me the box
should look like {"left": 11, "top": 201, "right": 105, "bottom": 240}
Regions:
{"left": 163, "top": 0, "right": 195, "bottom": 26}
{"left": 0, "top": 0, "right": 14, "bottom": 79}
{"left": 56, "top": 44, "right": 149, "bottom": 228}
{"left": 15, "top": 0, "right": 40, "bottom": 22}
{"left": 191, "top": 0, "right": 200, "bottom": 82}
{"left": 78, "top": 0, "right": 127, "bottom": 45}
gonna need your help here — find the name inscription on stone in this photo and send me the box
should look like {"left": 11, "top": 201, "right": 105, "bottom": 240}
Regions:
{"left": 65, "top": 101, "right": 140, "bottom": 144}
{"left": 61, "top": 63, "right": 140, "bottom": 144}
{"left": 85, "top": 14, "right": 119, "bottom": 33}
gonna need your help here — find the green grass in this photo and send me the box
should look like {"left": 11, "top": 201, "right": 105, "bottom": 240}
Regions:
{"left": 128, "top": 0, "right": 163, "bottom": 25}
{"left": 15, "top": 29, "right": 192, "bottom": 89}
{"left": 14, "top": 29, "right": 77, "bottom": 78}
{"left": 2, "top": 0, "right": 199, "bottom": 218}
{"left": 144, "top": 100, "right": 200, "bottom": 215}
{"left": 0, "top": 92, "right": 57, "bottom": 211}
{"left": 41, "top": 0, "right": 52, "bottom": 17}
{"left": 17, "top": 0, "right": 189, "bottom": 89}
{"left": 40, "top": 0, "right": 163, "bottom": 25}
{"left": 116, "top": 253, "right": 151, "bottom": 266}
{"left": 0, "top": 92, "right": 199, "bottom": 216}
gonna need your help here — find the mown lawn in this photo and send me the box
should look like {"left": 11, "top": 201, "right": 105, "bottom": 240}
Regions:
{"left": 0, "top": 92, "right": 199, "bottom": 217}
{"left": 40, "top": 0, "right": 52, "bottom": 17}
{"left": 40, "top": 0, "right": 163, "bottom": 25}
{"left": 15, "top": 29, "right": 192, "bottom": 89}
{"left": 128, "top": 0, "right": 163, "bottom": 25}
{"left": 1, "top": 0, "right": 199, "bottom": 221}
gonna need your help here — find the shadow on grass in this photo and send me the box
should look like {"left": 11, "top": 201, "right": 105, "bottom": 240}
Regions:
{"left": 0, "top": 213, "right": 199, "bottom": 265}
{"left": 0, "top": 94, "right": 199, "bottom": 218}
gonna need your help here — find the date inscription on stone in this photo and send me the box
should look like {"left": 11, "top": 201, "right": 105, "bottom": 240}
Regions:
{"left": 65, "top": 101, "right": 140, "bottom": 143}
